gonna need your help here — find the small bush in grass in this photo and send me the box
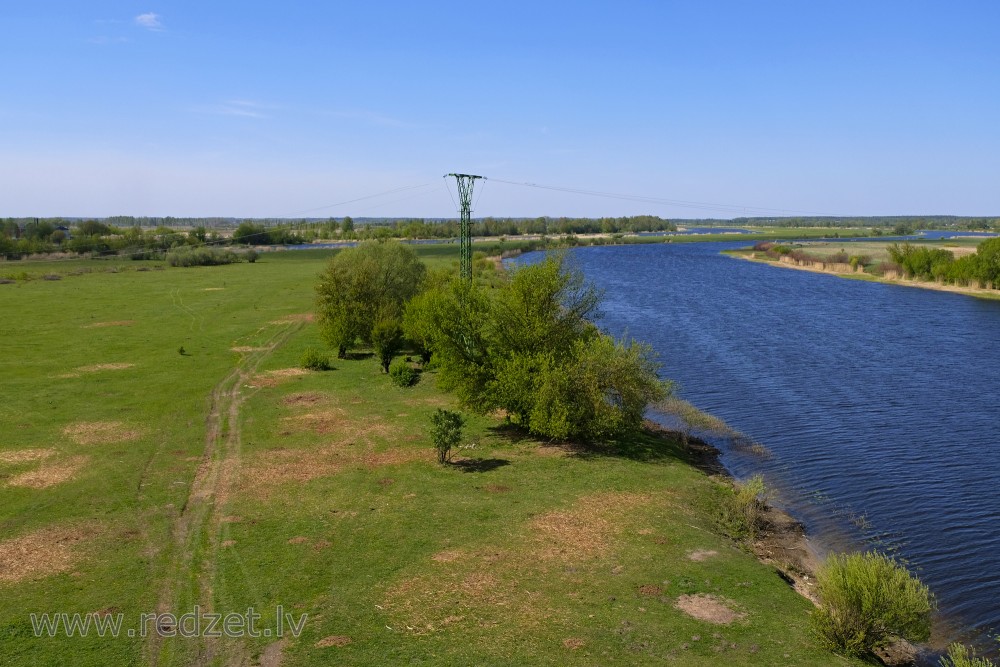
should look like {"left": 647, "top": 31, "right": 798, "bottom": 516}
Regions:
{"left": 429, "top": 409, "right": 464, "bottom": 464}
{"left": 940, "top": 643, "right": 997, "bottom": 667}
{"left": 720, "top": 475, "right": 767, "bottom": 539}
{"left": 388, "top": 358, "right": 418, "bottom": 387}
{"left": 300, "top": 348, "right": 332, "bottom": 371}
{"left": 812, "top": 551, "right": 934, "bottom": 658}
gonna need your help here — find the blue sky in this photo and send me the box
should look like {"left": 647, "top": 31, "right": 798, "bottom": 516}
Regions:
{"left": 2, "top": 1, "right": 999, "bottom": 218}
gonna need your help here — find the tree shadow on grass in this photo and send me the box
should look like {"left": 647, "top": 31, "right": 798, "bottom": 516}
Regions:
{"left": 486, "top": 423, "right": 535, "bottom": 444}
{"left": 486, "top": 419, "right": 725, "bottom": 475}
{"left": 343, "top": 352, "right": 374, "bottom": 361}
{"left": 448, "top": 458, "right": 511, "bottom": 473}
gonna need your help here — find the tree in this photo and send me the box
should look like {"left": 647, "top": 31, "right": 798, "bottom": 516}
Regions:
{"left": 340, "top": 216, "right": 354, "bottom": 235}
{"left": 420, "top": 253, "right": 668, "bottom": 441}
{"left": 315, "top": 241, "right": 426, "bottom": 358}
{"left": 234, "top": 222, "right": 268, "bottom": 245}
{"left": 371, "top": 315, "right": 404, "bottom": 373}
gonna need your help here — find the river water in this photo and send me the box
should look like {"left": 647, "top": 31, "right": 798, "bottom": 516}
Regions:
{"left": 528, "top": 242, "right": 1000, "bottom": 652}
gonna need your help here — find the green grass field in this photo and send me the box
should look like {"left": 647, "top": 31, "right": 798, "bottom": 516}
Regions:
{"left": 0, "top": 248, "right": 859, "bottom": 666}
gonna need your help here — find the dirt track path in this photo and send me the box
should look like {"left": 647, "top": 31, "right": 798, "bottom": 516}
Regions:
{"left": 146, "top": 320, "right": 303, "bottom": 667}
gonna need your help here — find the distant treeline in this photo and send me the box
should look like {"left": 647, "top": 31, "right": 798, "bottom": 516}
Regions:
{"left": 0, "top": 219, "right": 304, "bottom": 260}
{"left": 733, "top": 216, "right": 999, "bottom": 232}
{"left": 314, "top": 215, "right": 677, "bottom": 240}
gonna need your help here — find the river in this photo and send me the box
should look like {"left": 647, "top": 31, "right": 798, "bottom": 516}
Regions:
{"left": 523, "top": 241, "right": 1000, "bottom": 654}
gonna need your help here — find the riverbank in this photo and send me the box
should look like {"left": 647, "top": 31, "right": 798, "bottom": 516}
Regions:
{"left": 0, "top": 247, "right": 867, "bottom": 666}
{"left": 726, "top": 249, "right": 1000, "bottom": 300}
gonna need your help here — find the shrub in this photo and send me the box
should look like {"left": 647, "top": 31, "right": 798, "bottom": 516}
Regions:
{"left": 940, "top": 643, "right": 997, "bottom": 667}
{"left": 166, "top": 246, "right": 242, "bottom": 267}
{"left": 812, "top": 551, "right": 934, "bottom": 658}
{"left": 388, "top": 358, "right": 418, "bottom": 387}
{"left": 429, "top": 408, "right": 464, "bottom": 464}
{"left": 300, "top": 348, "right": 332, "bottom": 371}
{"left": 720, "top": 475, "right": 767, "bottom": 539}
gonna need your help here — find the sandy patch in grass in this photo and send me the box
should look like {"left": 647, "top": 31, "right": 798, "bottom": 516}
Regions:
{"left": 6, "top": 456, "right": 88, "bottom": 489}
{"left": 230, "top": 346, "right": 266, "bottom": 353}
{"left": 270, "top": 313, "right": 315, "bottom": 325}
{"left": 0, "top": 449, "right": 57, "bottom": 464}
{"left": 63, "top": 421, "right": 141, "bottom": 445}
{"left": 202, "top": 287, "right": 225, "bottom": 291}
{"left": 687, "top": 549, "right": 718, "bottom": 562}
{"left": 247, "top": 368, "right": 310, "bottom": 388}
{"left": 83, "top": 320, "right": 134, "bottom": 328}
{"left": 315, "top": 635, "right": 351, "bottom": 648}
{"left": 0, "top": 524, "right": 94, "bottom": 584}
{"left": 674, "top": 594, "right": 745, "bottom": 624}
{"left": 563, "top": 638, "right": 585, "bottom": 650}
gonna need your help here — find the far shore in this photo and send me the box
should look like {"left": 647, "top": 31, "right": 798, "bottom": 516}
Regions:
{"left": 727, "top": 249, "right": 1000, "bottom": 301}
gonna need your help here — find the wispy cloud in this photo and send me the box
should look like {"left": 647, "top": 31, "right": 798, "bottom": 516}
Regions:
{"left": 134, "top": 12, "right": 164, "bottom": 31}
{"left": 325, "top": 109, "right": 413, "bottom": 128}
{"left": 191, "top": 100, "right": 273, "bottom": 119}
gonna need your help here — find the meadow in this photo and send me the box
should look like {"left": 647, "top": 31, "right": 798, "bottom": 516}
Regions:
{"left": 0, "top": 247, "right": 861, "bottom": 666}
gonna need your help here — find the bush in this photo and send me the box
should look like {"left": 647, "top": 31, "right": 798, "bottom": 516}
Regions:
{"left": 429, "top": 409, "right": 464, "bottom": 464}
{"left": 300, "top": 348, "right": 332, "bottom": 371}
{"left": 166, "top": 246, "right": 242, "bottom": 267}
{"left": 940, "top": 643, "right": 997, "bottom": 667}
{"left": 388, "top": 358, "right": 418, "bottom": 387}
{"left": 720, "top": 475, "right": 767, "bottom": 539}
{"left": 812, "top": 551, "right": 934, "bottom": 658}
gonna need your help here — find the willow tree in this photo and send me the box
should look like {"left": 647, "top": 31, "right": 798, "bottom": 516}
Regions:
{"left": 315, "top": 241, "right": 425, "bottom": 358}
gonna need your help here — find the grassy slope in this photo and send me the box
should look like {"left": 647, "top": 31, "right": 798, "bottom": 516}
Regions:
{"left": 0, "top": 249, "right": 858, "bottom": 666}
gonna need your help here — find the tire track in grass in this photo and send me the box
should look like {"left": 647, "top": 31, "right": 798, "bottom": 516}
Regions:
{"left": 147, "top": 320, "right": 303, "bottom": 667}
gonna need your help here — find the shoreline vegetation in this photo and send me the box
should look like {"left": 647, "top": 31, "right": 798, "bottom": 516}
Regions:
{"left": 1, "top": 239, "right": 984, "bottom": 666}
{"left": 726, "top": 240, "right": 1000, "bottom": 301}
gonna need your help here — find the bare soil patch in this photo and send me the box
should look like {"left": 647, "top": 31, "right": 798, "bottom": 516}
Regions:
{"left": 0, "top": 448, "right": 57, "bottom": 464}
{"left": 247, "top": 368, "right": 310, "bottom": 388}
{"left": 63, "top": 421, "right": 141, "bottom": 445}
{"left": 270, "top": 313, "right": 315, "bottom": 325}
{"left": 6, "top": 455, "right": 88, "bottom": 489}
{"left": 563, "top": 638, "right": 586, "bottom": 650}
{"left": 431, "top": 549, "right": 465, "bottom": 563}
{"left": 687, "top": 549, "right": 718, "bottom": 562}
{"left": 83, "top": 320, "right": 134, "bottom": 328}
{"left": 637, "top": 584, "right": 663, "bottom": 597}
{"left": 531, "top": 492, "right": 650, "bottom": 561}
{"left": 0, "top": 524, "right": 93, "bottom": 583}
{"left": 674, "top": 594, "right": 745, "bottom": 625}
{"left": 240, "top": 433, "right": 417, "bottom": 498}
{"left": 315, "top": 635, "right": 351, "bottom": 648}
{"left": 230, "top": 346, "right": 265, "bottom": 353}
{"left": 281, "top": 392, "right": 327, "bottom": 407}
{"left": 202, "top": 287, "right": 225, "bottom": 291}
{"left": 383, "top": 492, "right": 653, "bottom": 635}
{"left": 59, "top": 362, "right": 136, "bottom": 379}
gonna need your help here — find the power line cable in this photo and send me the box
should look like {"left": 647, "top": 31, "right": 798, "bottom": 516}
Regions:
{"left": 488, "top": 177, "right": 843, "bottom": 218}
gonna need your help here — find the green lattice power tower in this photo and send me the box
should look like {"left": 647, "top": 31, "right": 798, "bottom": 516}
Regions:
{"left": 445, "top": 173, "right": 485, "bottom": 280}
